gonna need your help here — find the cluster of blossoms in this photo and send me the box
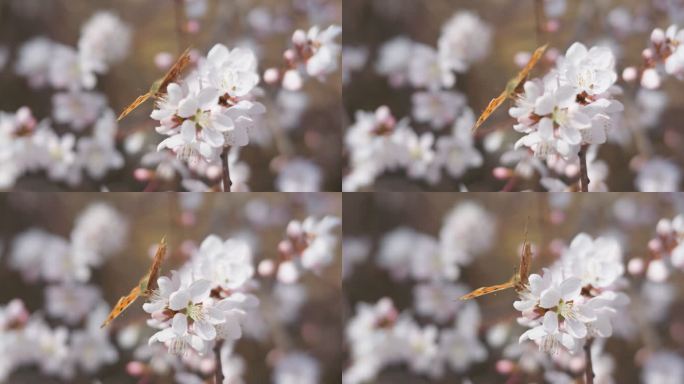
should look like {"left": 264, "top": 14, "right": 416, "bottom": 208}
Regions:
{"left": 144, "top": 23, "right": 340, "bottom": 192}
{"left": 0, "top": 203, "right": 128, "bottom": 380}
{"left": 623, "top": 25, "right": 684, "bottom": 89}
{"left": 264, "top": 25, "right": 342, "bottom": 90}
{"left": 256, "top": 215, "right": 341, "bottom": 284}
{"left": 1, "top": 12, "right": 130, "bottom": 189}
{"left": 1, "top": 194, "right": 341, "bottom": 383}
{"left": 152, "top": 44, "right": 266, "bottom": 177}
{"left": 145, "top": 235, "right": 259, "bottom": 355}
{"left": 0, "top": 299, "right": 118, "bottom": 381}
{"left": 377, "top": 201, "right": 495, "bottom": 282}
{"left": 511, "top": 43, "right": 623, "bottom": 162}
{"left": 9, "top": 203, "right": 128, "bottom": 283}
{"left": 638, "top": 214, "right": 684, "bottom": 282}
{"left": 344, "top": 297, "right": 486, "bottom": 384}
{"left": 343, "top": 11, "right": 490, "bottom": 191}
{"left": 344, "top": 105, "right": 482, "bottom": 191}
{"left": 374, "top": 11, "right": 491, "bottom": 89}
{"left": 344, "top": 297, "right": 487, "bottom": 384}
{"left": 343, "top": 201, "right": 496, "bottom": 382}
{"left": 516, "top": 234, "right": 628, "bottom": 354}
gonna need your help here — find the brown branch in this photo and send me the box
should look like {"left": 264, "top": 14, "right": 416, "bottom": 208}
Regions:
{"left": 214, "top": 340, "right": 224, "bottom": 384}
{"left": 578, "top": 144, "right": 590, "bottom": 192}
{"left": 220, "top": 148, "right": 231, "bottom": 192}
{"left": 584, "top": 339, "right": 594, "bottom": 384}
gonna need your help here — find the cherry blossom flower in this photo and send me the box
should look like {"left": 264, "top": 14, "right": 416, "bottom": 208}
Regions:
{"left": 273, "top": 352, "right": 321, "bottom": 384}
{"left": 511, "top": 43, "right": 623, "bottom": 161}
{"left": 437, "top": 11, "right": 492, "bottom": 74}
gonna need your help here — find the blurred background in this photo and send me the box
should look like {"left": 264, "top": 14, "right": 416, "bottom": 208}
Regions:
{"left": 0, "top": 0, "right": 342, "bottom": 191}
{"left": 0, "top": 192, "right": 342, "bottom": 383}
{"left": 343, "top": 0, "right": 684, "bottom": 191}
{"left": 343, "top": 192, "right": 684, "bottom": 383}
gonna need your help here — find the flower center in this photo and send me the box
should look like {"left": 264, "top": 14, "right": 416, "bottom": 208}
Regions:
{"left": 185, "top": 303, "right": 203, "bottom": 321}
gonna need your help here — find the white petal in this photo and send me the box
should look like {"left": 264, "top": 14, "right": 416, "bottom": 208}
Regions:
{"left": 540, "top": 287, "right": 561, "bottom": 308}
{"left": 194, "top": 319, "right": 217, "bottom": 340}
{"left": 560, "top": 278, "right": 582, "bottom": 300}
{"left": 543, "top": 311, "right": 559, "bottom": 333}
{"left": 169, "top": 290, "right": 191, "bottom": 311}
{"left": 178, "top": 97, "right": 199, "bottom": 118}
{"left": 565, "top": 318, "right": 587, "bottom": 338}
{"left": 172, "top": 313, "right": 188, "bottom": 335}
{"left": 534, "top": 95, "right": 555, "bottom": 116}
{"left": 188, "top": 279, "right": 211, "bottom": 302}
{"left": 197, "top": 87, "right": 219, "bottom": 108}
{"left": 181, "top": 120, "right": 196, "bottom": 142}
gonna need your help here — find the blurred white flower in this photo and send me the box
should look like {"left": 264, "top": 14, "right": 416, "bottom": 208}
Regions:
{"left": 52, "top": 91, "right": 106, "bottom": 131}
{"left": 635, "top": 157, "right": 681, "bottom": 192}
{"left": 413, "top": 281, "right": 468, "bottom": 323}
{"left": 439, "top": 201, "right": 496, "bottom": 266}
{"left": 276, "top": 158, "right": 323, "bottom": 192}
{"left": 301, "top": 25, "right": 342, "bottom": 78}
{"left": 78, "top": 11, "right": 131, "bottom": 84}
{"left": 641, "top": 351, "right": 684, "bottom": 384}
{"left": 438, "top": 302, "right": 487, "bottom": 372}
{"left": 15, "top": 37, "right": 55, "bottom": 88}
{"left": 277, "top": 216, "right": 340, "bottom": 282}
{"left": 411, "top": 90, "right": 467, "bottom": 129}
{"left": 438, "top": 11, "right": 492, "bottom": 73}
{"left": 273, "top": 352, "right": 320, "bottom": 384}
{"left": 45, "top": 283, "right": 101, "bottom": 325}
{"left": 70, "top": 304, "right": 118, "bottom": 373}
{"left": 70, "top": 202, "right": 128, "bottom": 267}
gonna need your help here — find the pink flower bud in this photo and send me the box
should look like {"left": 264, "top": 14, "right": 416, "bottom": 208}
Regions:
{"left": 282, "top": 70, "right": 303, "bottom": 91}
{"left": 651, "top": 28, "right": 666, "bottom": 45}
{"left": 258, "top": 259, "right": 275, "bottom": 276}
{"left": 641, "top": 68, "right": 661, "bottom": 89}
{"left": 496, "top": 360, "right": 514, "bottom": 374}
{"left": 628, "top": 258, "right": 645, "bottom": 275}
{"left": 492, "top": 167, "right": 512, "bottom": 179}
{"left": 292, "top": 30, "right": 307, "bottom": 45}
{"left": 622, "top": 66, "right": 638, "bottom": 82}
{"left": 127, "top": 361, "right": 145, "bottom": 376}
{"left": 154, "top": 52, "right": 174, "bottom": 70}
{"left": 134, "top": 168, "right": 153, "bottom": 181}
{"left": 186, "top": 20, "right": 200, "bottom": 34}
{"left": 283, "top": 49, "right": 296, "bottom": 61}
{"left": 264, "top": 68, "right": 280, "bottom": 84}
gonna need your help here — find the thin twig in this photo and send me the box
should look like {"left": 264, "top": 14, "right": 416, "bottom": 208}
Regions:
{"left": 578, "top": 144, "right": 590, "bottom": 192}
{"left": 214, "top": 340, "right": 224, "bottom": 384}
{"left": 220, "top": 148, "right": 231, "bottom": 192}
{"left": 584, "top": 339, "right": 594, "bottom": 384}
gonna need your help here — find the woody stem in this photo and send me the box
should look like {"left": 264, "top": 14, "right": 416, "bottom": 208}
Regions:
{"left": 220, "top": 147, "right": 231, "bottom": 192}
{"left": 584, "top": 338, "right": 594, "bottom": 384}
{"left": 578, "top": 144, "right": 590, "bottom": 192}
{"left": 214, "top": 340, "right": 224, "bottom": 383}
